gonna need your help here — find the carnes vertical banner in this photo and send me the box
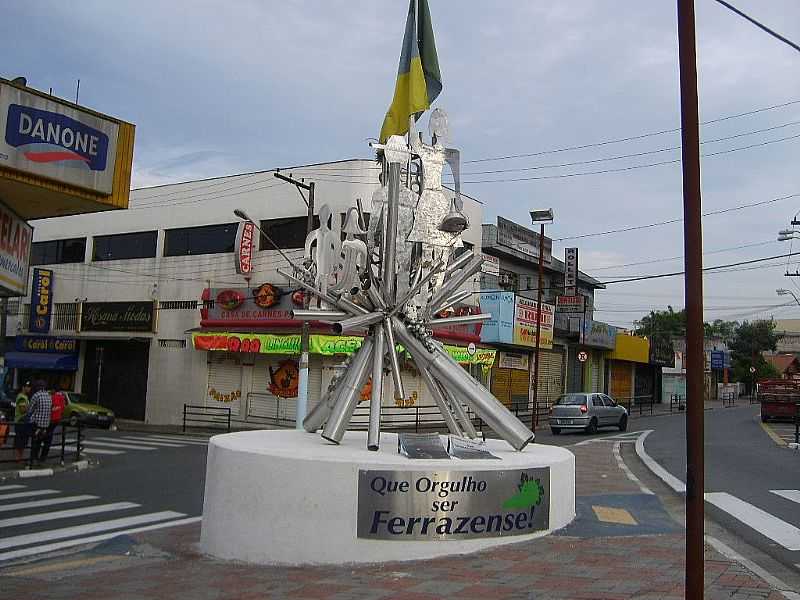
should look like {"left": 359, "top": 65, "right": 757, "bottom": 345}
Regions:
{"left": 29, "top": 268, "right": 53, "bottom": 333}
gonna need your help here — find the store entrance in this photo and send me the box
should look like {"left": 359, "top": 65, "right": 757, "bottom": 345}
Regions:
{"left": 82, "top": 339, "right": 151, "bottom": 421}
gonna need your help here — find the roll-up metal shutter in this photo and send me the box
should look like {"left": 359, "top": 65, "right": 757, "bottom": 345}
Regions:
{"left": 609, "top": 360, "right": 633, "bottom": 402}
{"left": 207, "top": 353, "right": 243, "bottom": 416}
{"left": 591, "top": 352, "right": 602, "bottom": 392}
{"left": 534, "top": 349, "right": 564, "bottom": 411}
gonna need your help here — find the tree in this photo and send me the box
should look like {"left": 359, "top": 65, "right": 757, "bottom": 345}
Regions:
{"left": 634, "top": 306, "right": 686, "bottom": 342}
{"left": 703, "top": 319, "right": 738, "bottom": 342}
{"left": 728, "top": 320, "right": 782, "bottom": 387}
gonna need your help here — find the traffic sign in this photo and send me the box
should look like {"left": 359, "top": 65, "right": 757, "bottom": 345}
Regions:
{"left": 577, "top": 351, "right": 588, "bottom": 363}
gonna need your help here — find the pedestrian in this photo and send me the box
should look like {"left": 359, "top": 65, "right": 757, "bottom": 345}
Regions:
{"left": 40, "top": 385, "right": 66, "bottom": 462}
{"left": 26, "top": 380, "right": 51, "bottom": 466}
{"left": 13, "top": 382, "right": 31, "bottom": 463}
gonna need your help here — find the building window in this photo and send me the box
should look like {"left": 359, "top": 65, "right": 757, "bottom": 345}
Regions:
{"left": 93, "top": 231, "right": 157, "bottom": 261}
{"left": 164, "top": 223, "right": 237, "bottom": 257}
{"left": 259, "top": 216, "right": 320, "bottom": 250}
{"left": 30, "top": 238, "right": 86, "bottom": 265}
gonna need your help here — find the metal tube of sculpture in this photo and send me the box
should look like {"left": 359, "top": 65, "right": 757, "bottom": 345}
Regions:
{"left": 382, "top": 161, "right": 402, "bottom": 304}
{"left": 432, "top": 289, "right": 472, "bottom": 315}
{"left": 333, "top": 311, "right": 385, "bottom": 334}
{"left": 291, "top": 310, "right": 349, "bottom": 321}
{"left": 367, "top": 326, "right": 385, "bottom": 451}
{"left": 321, "top": 340, "right": 375, "bottom": 444}
{"left": 427, "top": 256, "right": 484, "bottom": 316}
{"left": 383, "top": 319, "right": 405, "bottom": 401}
{"left": 416, "top": 364, "right": 462, "bottom": 436}
{"left": 387, "top": 260, "right": 445, "bottom": 318}
{"left": 434, "top": 377, "right": 479, "bottom": 439}
{"left": 429, "top": 313, "right": 492, "bottom": 327}
{"left": 303, "top": 339, "right": 373, "bottom": 432}
{"left": 392, "top": 317, "right": 535, "bottom": 451}
{"left": 277, "top": 268, "right": 364, "bottom": 316}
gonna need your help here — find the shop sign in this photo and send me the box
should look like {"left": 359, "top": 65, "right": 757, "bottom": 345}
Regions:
{"left": 29, "top": 268, "right": 53, "bottom": 333}
{"left": 649, "top": 338, "right": 676, "bottom": 368}
{"left": 234, "top": 221, "right": 255, "bottom": 277}
{"left": 0, "top": 200, "right": 32, "bottom": 297}
{"left": 443, "top": 344, "right": 496, "bottom": 366}
{"left": 710, "top": 351, "right": 725, "bottom": 370}
{"left": 80, "top": 301, "right": 154, "bottom": 332}
{"left": 480, "top": 254, "right": 500, "bottom": 277}
{"left": 564, "top": 247, "right": 578, "bottom": 296}
{"left": 268, "top": 359, "right": 299, "bottom": 398}
{"left": 498, "top": 351, "right": 529, "bottom": 371}
{"left": 496, "top": 217, "right": 552, "bottom": 265}
{"left": 512, "top": 297, "right": 554, "bottom": 350}
{"left": 555, "top": 295, "right": 584, "bottom": 314}
{"left": 581, "top": 319, "right": 616, "bottom": 349}
{"left": 16, "top": 335, "right": 77, "bottom": 354}
{"left": 479, "top": 291, "right": 514, "bottom": 345}
{"left": 0, "top": 81, "right": 120, "bottom": 194}
{"left": 357, "top": 468, "right": 550, "bottom": 540}
{"left": 205, "top": 284, "right": 302, "bottom": 321}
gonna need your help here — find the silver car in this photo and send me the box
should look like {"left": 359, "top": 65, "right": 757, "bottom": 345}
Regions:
{"left": 549, "top": 393, "right": 628, "bottom": 435}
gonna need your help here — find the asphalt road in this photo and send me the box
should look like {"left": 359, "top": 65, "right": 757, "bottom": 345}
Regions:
{"left": 644, "top": 403, "right": 800, "bottom": 573}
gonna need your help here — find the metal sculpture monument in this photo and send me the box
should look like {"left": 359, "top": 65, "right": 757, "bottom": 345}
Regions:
{"left": 281, "top": 112, "right": 535, "bottom": 453}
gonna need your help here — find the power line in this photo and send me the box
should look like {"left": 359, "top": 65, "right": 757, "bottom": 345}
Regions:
{"left": 586, "top": 240, "right": 776, "bottom": 271}
{"left": 712, "top": 0, "right": 800, "bottom": 54}
{"left": 554, "top": 191, "right": 800, "bottom": 241}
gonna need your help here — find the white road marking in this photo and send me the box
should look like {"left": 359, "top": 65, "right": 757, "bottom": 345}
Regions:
{"left": 140, "top": 435, "right": 208, "bottom": 445}
{"left": 0, "top": 490, "right": 59, "bottom": 501}
{"left": 634, "top": 430, "right": 687, "bottom": 493}
{"left": 0, "top": 485, "right": 25, "bottom": 492}
{"left": 0, "top": 511, "right": 186, "bottom": 551}
{"left": 0, "top": 495, "right": 99, "bottom": 513}
{"left": 0, "top": 502, "right": 139, "bottom": 528}
{"left": 0, "top": 516, "right": 201, "bottom": 562}
{"left": 771, "top": 490, "right": 800, "bottom": 505}
{"left": 81, "top": 441, "right": 157, "bottom": 451}
{"left": 64, "top": 445, "right": 124, "bottom": 456}
{"left": 706, "top": 535, "right": 800, "bottom": 600}
{"left": 704, "top": 492, "right": 800, "bottom": 551}
{"left": 612, "top": 441, "right": 653, "bottom": 495}
{"left": 92, "top": 437, "right": 183, "bottom": 448}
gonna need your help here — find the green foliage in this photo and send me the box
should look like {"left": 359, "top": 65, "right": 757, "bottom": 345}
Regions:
{"left": 729, "top": 320, "right": 782, "bottom": 383}
{"left": 634, "top": 306, "right": 686, "bottom": 342}
{"left": 703, "top": 319, "right": 738, "bottom": 342}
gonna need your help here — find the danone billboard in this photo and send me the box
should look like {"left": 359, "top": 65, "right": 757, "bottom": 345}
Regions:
{"left": 0, "top": 82, "right": 119, "bottom": 194}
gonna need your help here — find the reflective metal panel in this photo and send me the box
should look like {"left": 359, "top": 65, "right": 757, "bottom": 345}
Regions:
{"left": 357, "top": 467, "right": 550, "bottom": 540}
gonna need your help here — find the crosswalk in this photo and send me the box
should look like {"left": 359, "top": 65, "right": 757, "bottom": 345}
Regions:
{"left": 67, "top": 433, "right": 208, "bottom": 457}
{"left": 0, "top": 482, "right": 199, "bottom": 562}
{"left": 705, "top": 490, "right": 800, "bottom": 552}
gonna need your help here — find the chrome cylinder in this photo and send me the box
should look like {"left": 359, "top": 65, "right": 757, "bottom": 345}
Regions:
{"left": 367, "top": 326, "right": 386, "bottom": 451}
{"left": 277, "top": 268, "right": 362, "bottom": 316}
{"left": 333, "top": 311, "right": 385, "bottom": 334}
{"left": 382, "top": 162, "right": 402, "bottom": 304}
{"left": 388, "top": 260, "right": 445, "bottom": 317}
{"left": 290, "top": 310, "right": 349, "bottom": 321}
{"left": 417, "top": 365, "right": 462, "bottom": 436}
{"left": 303, "top": 339, "right": 373, "bottom": 432}
{"left": 435, "top": 377, "right": 479, "bottom": 439}
{"left": 320, "top": 339, "right": 374, "bottom": 444}
{"left": 427, "top": 256, "right": 484, "bottom": 316}
{"left": 383, "top": 319, "right": 405, "bottom": 401}
{"left": 391, "top": 317, "right": 534, "bottom": 450}
{"left": 432, "top": 289, "right": 472, "bottom": 315}
{"left": 429, "top": 313, "right": 492, "bottom": 327}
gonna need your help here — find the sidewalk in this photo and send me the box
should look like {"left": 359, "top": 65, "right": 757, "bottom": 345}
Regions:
{"left": 0, "top": 434, "right": 793, "bottom": 599}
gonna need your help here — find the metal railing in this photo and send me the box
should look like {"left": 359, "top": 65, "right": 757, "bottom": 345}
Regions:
{"left": 617, "top": 395, "right": 655, "bottom": 417}
{"left": 670, "top": 394, "right": 686, "bottom": 412}
{"left": 0, "top": 421, "right": 84, "bottom": 468}
{"left": 183, "top": 404, "right": 231, "bottom": 433}
{"left": 722, "top": 392, "right": 736, "bottom": 408}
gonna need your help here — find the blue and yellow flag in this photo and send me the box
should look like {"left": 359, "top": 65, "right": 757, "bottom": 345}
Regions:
{"left": 379, "top": 0, "right": 442, "bottom": 143}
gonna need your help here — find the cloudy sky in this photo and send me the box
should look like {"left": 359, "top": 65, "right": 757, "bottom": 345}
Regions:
{"left": 3, "top": 0, "right": 799, "bottom": 328}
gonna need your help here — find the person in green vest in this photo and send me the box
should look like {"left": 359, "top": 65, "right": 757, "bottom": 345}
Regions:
{"left": 13, "top": 381, "right": 31, "bottom": 463}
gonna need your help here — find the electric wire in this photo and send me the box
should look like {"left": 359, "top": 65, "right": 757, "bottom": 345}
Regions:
{"left": 712, "top": 0, "right": 800, "bottom": 54}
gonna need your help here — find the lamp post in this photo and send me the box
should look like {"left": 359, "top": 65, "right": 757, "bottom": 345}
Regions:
{"left": 529, "top": 208, "right": 554, "bottom": 430}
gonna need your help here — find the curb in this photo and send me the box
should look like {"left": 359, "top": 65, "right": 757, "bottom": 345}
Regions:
{"left": 0, "top": 459, "right": 91, "bottom": 482}
{"left": 634, "top": 430, "right": 686, "bottom": 493}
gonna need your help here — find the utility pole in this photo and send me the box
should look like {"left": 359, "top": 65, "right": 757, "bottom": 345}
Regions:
{"left": 531, "top": 224, "right": 545, "bottom": 429}
{"left": 274, "top": 171, "right": 315, "bottom": 429}
{"left": 676, "top": 1, "right": 705, "bottom": 598}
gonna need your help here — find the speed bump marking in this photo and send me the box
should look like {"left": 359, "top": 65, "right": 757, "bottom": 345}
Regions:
{"left": 592, "top": 505, "right": 637, "bottom": 525}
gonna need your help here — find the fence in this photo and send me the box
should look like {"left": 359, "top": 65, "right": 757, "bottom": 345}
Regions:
{"left": 670, "top": 394, "right": 686, "bottom": 412}
{"left": 183, "top": 405, "right": 231, "bottom": 433}
{"left": 721, "top": 392, "right": 736, "bottom": 408}
{"left": 0, "top": 421, "right": 84, "bottom": 468}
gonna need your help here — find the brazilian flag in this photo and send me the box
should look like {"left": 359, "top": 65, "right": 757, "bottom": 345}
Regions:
{"left": 379, "top": 0, "right": 442, "bottom": 143}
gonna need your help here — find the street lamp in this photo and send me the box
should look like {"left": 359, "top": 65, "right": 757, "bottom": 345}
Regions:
{"left": 777, "top": 228, "right": 799, "bottom": 242}
{"left": 777, "top": 288, "right": 800, "bottom": 307}
{"left": 529, "top": 208, "right": 554, "bottom": 430}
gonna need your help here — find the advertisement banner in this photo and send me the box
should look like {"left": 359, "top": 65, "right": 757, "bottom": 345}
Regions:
{"left": 564, "top": 247, "right": 578, "bottom": 296}
{"left": 512, "top": 297, "right": 553, "bottom": 349}
{"left": 581, "top": 319, "right": 617, "bottom": 349}
{"left": 29, "top": 268, "right": 53, "bottom": 333}
{"left": 15, "top": 335, "right": 77, "bottom": 354}
{"left": 80, "top": 301, "right": 154, "bottom": 332}
{"left": 234, "top": 221, "right": 255, "bottom": 277}
{"left": 206, "top": 284, "right": 302, "bottom": 321}
{"left": 496, "top": 217, "right": 552, "bottom": 265}
{"left": 480, "top": 254, "right": 500, "bottom": 277}
{"left": 479, "top": 291, "right": 515, "bottom": 345}
{"left": 497, "top": 351, "right": 529, "bottom": 370}
{"left": 0, "top": 200, "right": 32, "bottom": 297}
{"left": 555, "top": 295, "right": 585, "bottom": 314}
{"left": 357, "top": 468, "right": 550, "bottom": 540}
{"left": 0, "top": 82, "right": 120, "bottom": 194}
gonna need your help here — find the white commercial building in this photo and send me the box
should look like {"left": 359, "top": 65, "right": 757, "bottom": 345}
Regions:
{"left": 11, "top": 159, "right": 487, "bottom": 427}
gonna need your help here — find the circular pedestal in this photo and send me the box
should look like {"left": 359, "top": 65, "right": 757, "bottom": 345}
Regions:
{"left": 201, "top": 430, "right": 575, "bottom": 565}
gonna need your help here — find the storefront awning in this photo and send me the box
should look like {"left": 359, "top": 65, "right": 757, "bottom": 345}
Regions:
{"left": 5, "top": 351, "right": 79, "bottom": 371}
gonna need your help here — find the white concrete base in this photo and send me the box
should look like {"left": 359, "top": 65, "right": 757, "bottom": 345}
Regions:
{"left": 201, "top": 430, "right": 575, "bottom": 565}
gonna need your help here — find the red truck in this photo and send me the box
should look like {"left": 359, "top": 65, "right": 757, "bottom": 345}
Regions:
{"left": 757, "top": 379, "right": 800, "bottom": 422}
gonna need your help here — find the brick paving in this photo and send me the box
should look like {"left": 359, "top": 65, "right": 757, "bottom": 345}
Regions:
{"left": 0, "top": 441, "right": 793, "bottom": 599}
